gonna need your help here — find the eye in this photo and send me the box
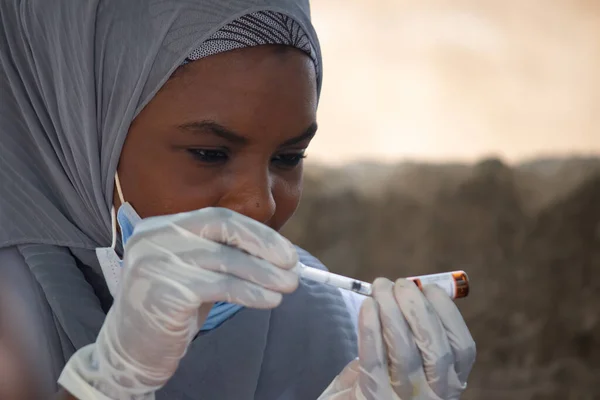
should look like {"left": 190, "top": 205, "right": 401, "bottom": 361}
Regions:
{"left": 271, "top": 152, "right": 307, "bottom": 169}
{"left": 187, "top": 148, "right": 228, "bottom": 164}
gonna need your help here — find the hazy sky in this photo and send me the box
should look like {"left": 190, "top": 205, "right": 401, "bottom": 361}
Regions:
{"left": 307, "top": 0, "right": 600, "bottom": 165}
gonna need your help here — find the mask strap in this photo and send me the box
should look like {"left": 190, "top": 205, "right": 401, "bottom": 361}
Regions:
{"left": 111, "top": 172, "right": 125, "bottom": 250}
{"left": 110, "top": 206, "right": 117, "bottom": 250}
{"left": 115, "top": 172, "right": 125, "bottom": 205}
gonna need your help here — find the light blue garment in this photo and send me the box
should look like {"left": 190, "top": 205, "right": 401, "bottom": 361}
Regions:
{"left": 117, "top": 203, "right": 243, "bottom": 332}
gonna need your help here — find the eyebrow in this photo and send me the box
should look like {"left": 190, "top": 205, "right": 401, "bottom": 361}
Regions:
{"left": 177, "top": 120, "right": 318, "bottom": 147}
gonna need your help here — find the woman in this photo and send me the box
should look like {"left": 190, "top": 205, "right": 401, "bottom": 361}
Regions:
{"left": 0, "top": 1, "right": 475, "bottom": 399}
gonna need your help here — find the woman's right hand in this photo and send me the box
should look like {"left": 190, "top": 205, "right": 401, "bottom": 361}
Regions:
{"left": 58, "top": 207, "right": 300, "bottom": 400}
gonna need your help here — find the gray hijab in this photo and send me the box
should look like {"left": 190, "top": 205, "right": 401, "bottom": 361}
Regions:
{"left": 0, "top": 0, "right": 321, "bottom": 252}
{"left": 0, "top": 2, "right": 357, "bottom": 399}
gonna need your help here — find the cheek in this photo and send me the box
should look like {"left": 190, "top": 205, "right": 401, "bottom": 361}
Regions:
{"left": 271, "top": 172, "right": 303, "bottom": 230}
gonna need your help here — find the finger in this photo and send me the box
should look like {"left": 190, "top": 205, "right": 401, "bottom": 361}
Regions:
{"left": 126, "top": 235, "right": 299, "bottom": 294}
{"left": 393, "top": 279, "right": 454, "bottom": 399}
{"left": 336, "top": 359, "right": 361, "bottom": 391}
{"left": 371, "top": 278, "right": 422, "bottom": 398}
{"left": 194, "top": 303, "right": 214, "bottom": 332}
{"left": 178, "top": 243, "right": 299, "bottom": 293}
{"left": 318, "top": 359, "right": 360, "bottom": 398}
{"left": 133, "top": 207, "right": 298, "bottom": 269}
{"left": 356, "top": 298, "right": 395, "bottom": 400}
{"left": 130, "top": 257, "right": 284, "bottom": 309}
{"left": 205, "top": 275, "right": 284, "bottom": 309}
{"left": 422, "top": 285, "right": 476, "bottom": 386}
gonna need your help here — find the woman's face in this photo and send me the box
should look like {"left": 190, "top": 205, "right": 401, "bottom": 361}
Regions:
{"left": 117, "top": 45, "right": 317, "bottom": 232}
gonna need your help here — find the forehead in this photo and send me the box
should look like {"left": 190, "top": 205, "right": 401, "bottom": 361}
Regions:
{"left": 170, "top": 45, "right": 316, "bottom": 96}
{"left": 151, "top": 46, "right": 318, "bottom": 136}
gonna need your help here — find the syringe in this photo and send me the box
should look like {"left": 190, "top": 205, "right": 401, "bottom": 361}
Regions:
{"left": 297, "top": 263, "right": 469, "bottom": 300}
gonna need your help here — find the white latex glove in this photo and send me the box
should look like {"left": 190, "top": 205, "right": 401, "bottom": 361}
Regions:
{"left": 319, "top": 278, "right": 476, "bottom": 400}
{"left": 58, "top": 207, "right": 299, "bottom": 400}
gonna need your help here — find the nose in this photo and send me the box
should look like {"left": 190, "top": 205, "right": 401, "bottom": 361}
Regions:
{"left": 217, "top": 170, "right": 276, "bottom": 225}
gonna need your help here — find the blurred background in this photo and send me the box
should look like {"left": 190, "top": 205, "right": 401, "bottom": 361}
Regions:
{"left": 283, "top": 1, "right": 600, "bottom": 399}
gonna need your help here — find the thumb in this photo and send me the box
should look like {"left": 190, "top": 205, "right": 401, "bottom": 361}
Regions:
{"left": 318, "top": 359, "right": 360, "bottom": 399}
{"left": 194, "top": 302, "right": 215, "bottom": 333}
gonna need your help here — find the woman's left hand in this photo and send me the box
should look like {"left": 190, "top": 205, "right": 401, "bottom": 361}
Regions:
{"left": 319, "top": 278, "right": 476, "bottom": 400}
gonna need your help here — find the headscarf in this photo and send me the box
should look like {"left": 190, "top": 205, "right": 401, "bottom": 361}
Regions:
{"left": 0, "top": 0, "right": 321, "bottom": 253}
{"left": 0, "top": 0, "right": 323, "bottom": 394}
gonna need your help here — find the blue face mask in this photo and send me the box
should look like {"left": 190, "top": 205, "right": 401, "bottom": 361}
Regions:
{"left": 96, "top": 199, "right": 243, "bottom": 332}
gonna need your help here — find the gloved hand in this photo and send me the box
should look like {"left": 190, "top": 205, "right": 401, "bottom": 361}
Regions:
{"left": 58, "top": 207, "right": 299, "bottom": 400}
{"left": 319, "top": 278, "right": 476, "bottom": 400}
